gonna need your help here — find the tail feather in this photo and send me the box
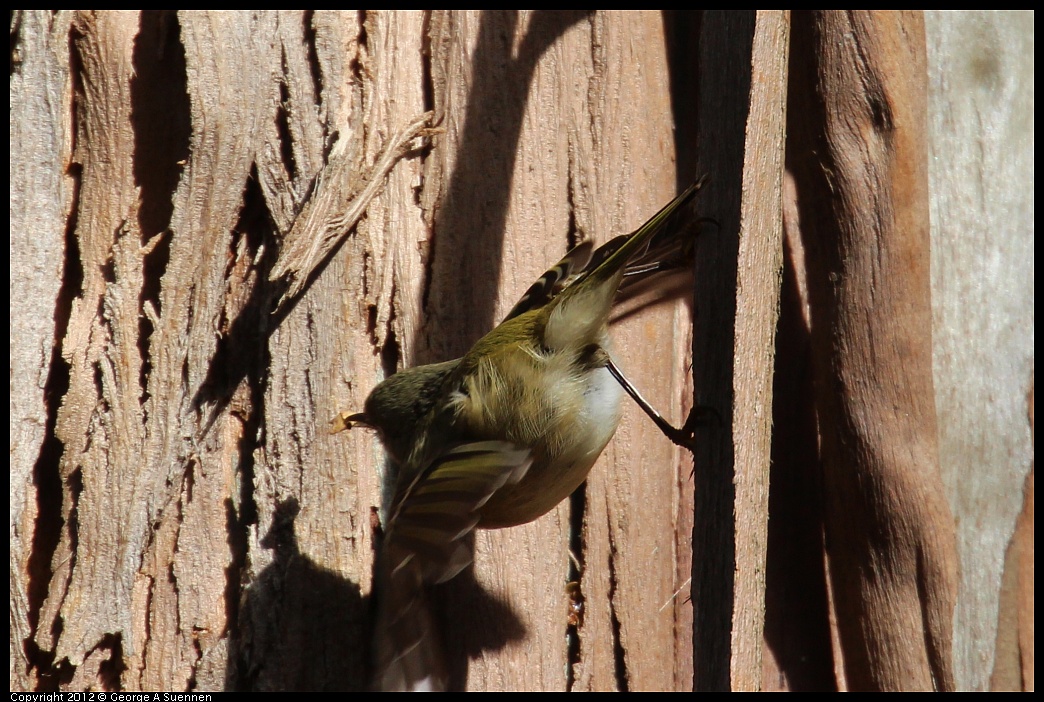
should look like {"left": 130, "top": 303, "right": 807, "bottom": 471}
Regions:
{"left": 544, "top": 180, "right": 705, "bottom": 350}
{"left": 580, "top": 178, "right": 705, "bottom": 287}
{"left": 373, "top": 560, "right": 448, "bottom": 692}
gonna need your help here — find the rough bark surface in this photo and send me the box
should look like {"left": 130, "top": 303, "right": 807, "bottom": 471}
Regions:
{"left": 11, "top": 10, "right": 698, "bottom": 691}
{"left": 10, "top": 9, "right": 1031, "bottom": 693}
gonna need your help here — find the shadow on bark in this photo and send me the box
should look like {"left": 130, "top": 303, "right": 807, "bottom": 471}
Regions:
{"left": 761, "top": 233, "right": 837, "bottom": 690}
{"left": 226, "top": 498, "right": 368, "bottom": 691}
{"left": 416, "top": 9, "right": 594, "bottom": 362}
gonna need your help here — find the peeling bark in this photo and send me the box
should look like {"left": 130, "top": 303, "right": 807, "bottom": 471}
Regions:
{"left": 10, "top": 9, "right": 1030, "bottom": 693}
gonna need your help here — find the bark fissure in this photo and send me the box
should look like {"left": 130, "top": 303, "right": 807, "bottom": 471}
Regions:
{"left": 565, "top": 167, "right": 580, "bottom": 250}
{"left": 351, "top": 12, "right": 368, "bottom": 113}
{"left": 131, "top": 12, "right": 190, "bottom": 421}
{"left": 420, "top": 12, "right": 435, "bottom": 116}
{"left": 607, "top": 531, "right": 629, "bottom": 692}
{"left": 565, "top": 485, "right": 587, "bottom": 691}
{"left": 380, "top": 278, "right": 401, "bottom": 376}
{"left": 25, "top": 136, "right": 83, "bottom": 691}
{"left": 49, "top": 465, "right": 85, "bottom": 676}
{"left": 301, "top": 12, "right": 324, "bottom": 143}
{"left": 136, "top": 572, "right": 155, "bottom": 686}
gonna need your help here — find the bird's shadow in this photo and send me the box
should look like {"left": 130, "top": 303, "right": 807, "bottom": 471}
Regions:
{"left": 433, "top": 541, "right": 531, "bottom": 691}
{"left": 225, "top": 498, "right": 368, "bottom": 691}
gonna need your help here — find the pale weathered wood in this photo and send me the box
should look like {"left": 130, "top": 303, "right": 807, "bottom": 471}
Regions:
{"left": 924, "top": 10, "right": 1035, "bottom": 692}
{"left": 785, "top": 10, "right": 958, "bottom": 691}
{"left": 728, "top": 10, "right": 788, "bottom": 691}
{"left": 9, "top": 9, "right": 75, "bottom": 692}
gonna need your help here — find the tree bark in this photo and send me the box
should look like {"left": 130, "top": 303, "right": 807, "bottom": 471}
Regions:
{"left": 784, "top": 11, "right": 958, "bottom": 691}
{"left": 11, "top": 10, "right": 699, "bottom": 691}
{"left": 690, "top": 9, "right": 788, "bottom": 692}
{"left": 10, "top": 9, "right": 1032, "bottom": 693}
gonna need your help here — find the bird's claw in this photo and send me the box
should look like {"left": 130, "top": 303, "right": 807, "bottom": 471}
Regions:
{"left": 665, "top": 405, "right": 721, "bottom": 451}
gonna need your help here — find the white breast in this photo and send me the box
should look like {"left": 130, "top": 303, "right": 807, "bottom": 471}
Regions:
{"left": 577, "top": 364, "right": 624, "bottom": 456}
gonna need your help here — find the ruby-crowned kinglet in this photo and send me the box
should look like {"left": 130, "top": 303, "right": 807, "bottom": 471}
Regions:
{"left": 338, "top": 181, "right": 704, "bottom": 691}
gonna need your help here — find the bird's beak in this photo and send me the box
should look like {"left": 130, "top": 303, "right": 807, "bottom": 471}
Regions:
{"left": 330, "top": 411, "right": 371, "bottom": 434}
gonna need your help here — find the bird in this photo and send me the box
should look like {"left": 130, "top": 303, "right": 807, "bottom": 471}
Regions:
{"left": 336, "top": 180, "right": 704, "bottom": 690}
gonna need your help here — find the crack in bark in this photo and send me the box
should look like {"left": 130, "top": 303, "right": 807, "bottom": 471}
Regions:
{"left": 420, "top": 11, "right": 435, "bottom": 116}
{"left": 351, "top": 11, "right": 368, "bottom": 96}
{"left": 301, "top": 11, "right": 325, "bottom": 145}
{"left": 565, "top": 485, "right": 587, "bottom": 691}
{"left": 417, "top": 14, "right": 437, "bottom": 319}
{"left": 37, "top": 465, "right": 86, "bottom": 685}
{"left": 565, "top": 165, "right": 581, "bottom": 250}
{"left": 135, "top": 573, "right": 155, "bottom": 686}
{"left": 380, "top": 279, "right": 401, "bottom": 377}
{"left": 25, "top": 143, "right": 83, "bottom": 692}
{"left": 276, "top": 47, "right": 299, "bottom": 183}
{"left": 131, "top": 11, "right": 190, "bottom": 416}
{"left": 607, "top": 510, "right": 629, "bottom": 692}
{"left": 562, "top": 172, "right": 586, "bottom": 692}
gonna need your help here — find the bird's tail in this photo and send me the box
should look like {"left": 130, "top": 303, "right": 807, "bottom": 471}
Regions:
{"left": 581, "top": 177, "right": 706, "bottom": 288}
{"left": 372, "top": 560, "right": 448, "bottom": 692}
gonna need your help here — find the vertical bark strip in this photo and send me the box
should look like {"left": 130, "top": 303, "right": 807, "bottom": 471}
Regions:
{"left": 692, "top": 10, "right": 788, "bottom": 691}
{"left": 10, "top": 9, "right": 75, "bottom": 691}
{"left": 42, "top": 10, "right": 149, "bottom": 672}
{"left": 690, "top": 10, "right": 752, "bottom": 691}
{"left": 786, "top": 11, "right": 958, "bottom": 690}
{"left": 727, "top": 11, "right": 789, "bottom": 691}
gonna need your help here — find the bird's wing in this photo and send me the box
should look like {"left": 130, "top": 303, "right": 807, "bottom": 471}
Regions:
{"left": 502, "top": 240, "right": 594, "bottom": 321}
{"left": 385, "top": 441, "right": 533, "bottom": 582}
{"left": 374, "top": 440, "right": 532, "bottom": 691}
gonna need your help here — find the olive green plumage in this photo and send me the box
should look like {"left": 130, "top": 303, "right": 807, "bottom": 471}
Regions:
{"left": 338, "top": 181, "right": 703, "bottom": 691}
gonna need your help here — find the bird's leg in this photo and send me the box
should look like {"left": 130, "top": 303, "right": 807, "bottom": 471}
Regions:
{"left": 605, "top": 357, "right": 713, "bottom": 451}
